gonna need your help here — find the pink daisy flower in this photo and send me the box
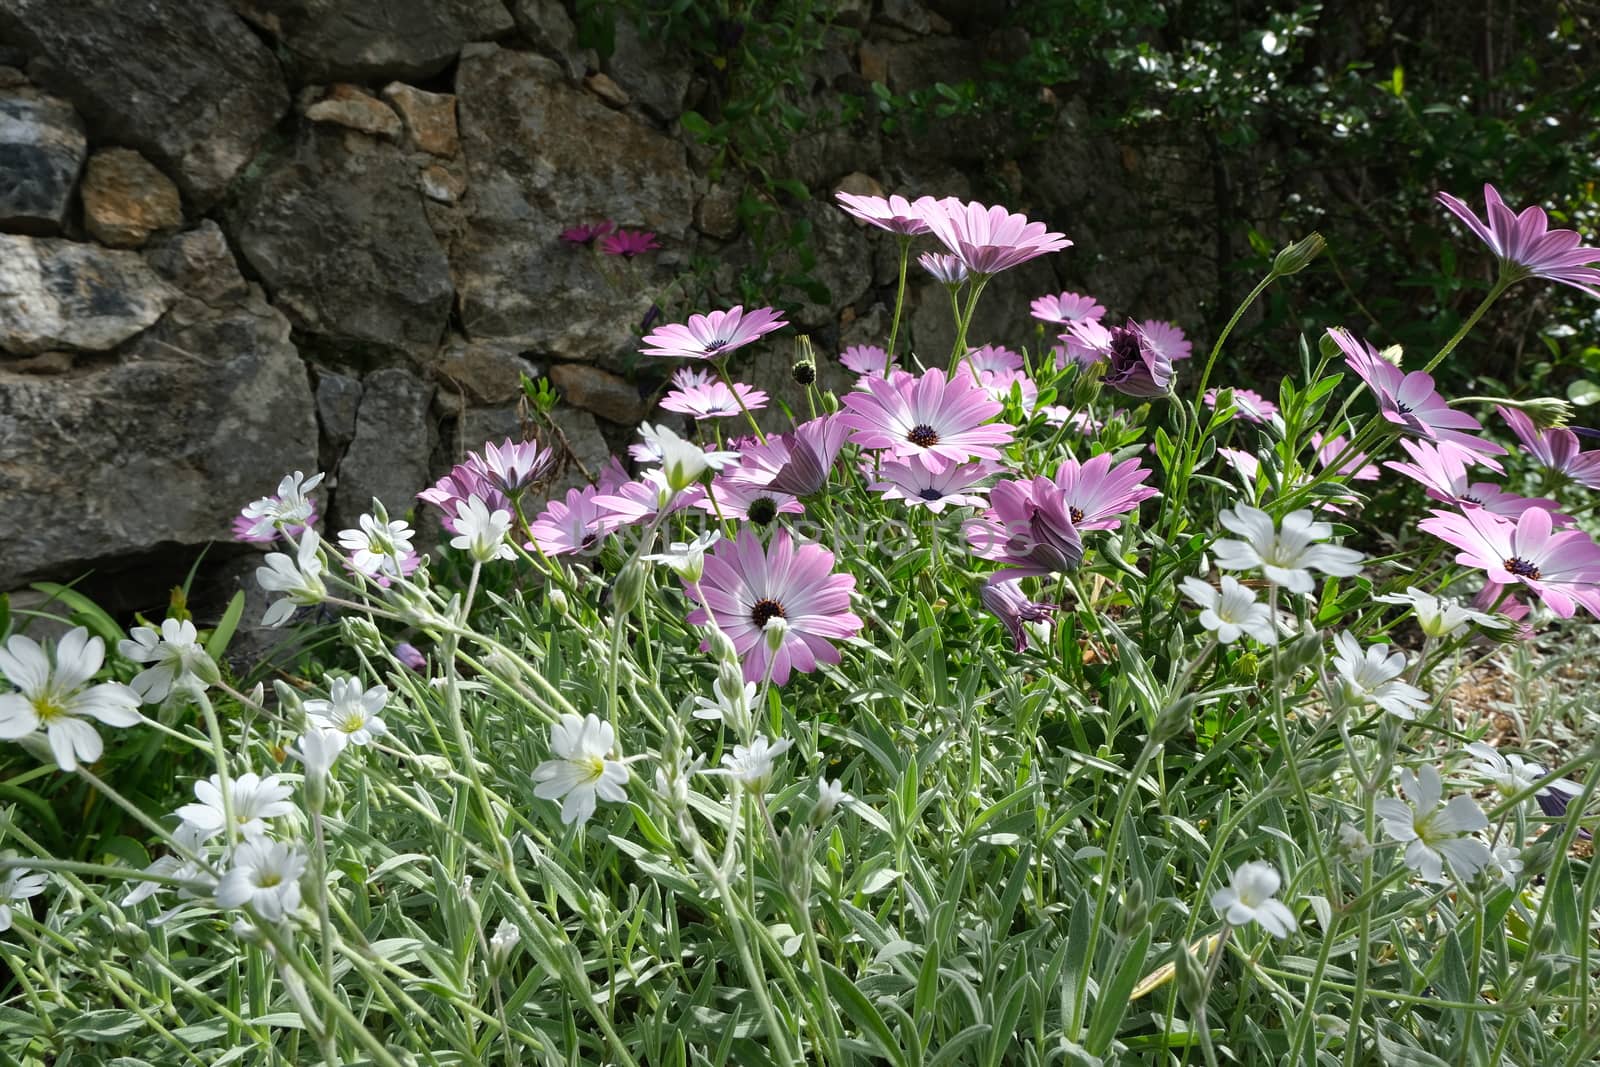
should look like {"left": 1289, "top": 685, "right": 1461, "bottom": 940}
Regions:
{"left": 419, "top": 465, "right": 510, "bottom": 535}
{"left": 660, "top": 377, "right": 769, "bottom": 420}
{"left": 527, "top": 486, "right": 617, "bottom": 557}
{"left": 969, "top": 475, "right": 1084, "bottom": 582}
{"left": 641, "top": 305, "right": 788, "bottom": 360}
{"left": 1311, "top": 433, "right": 1380, "bottom": 482}
{"left": 1030, "top": 291, "right": 1106, "bottom": 326}
{"left": 1204, "top": 387, "right": 1277, "bottom": 424}
{"left": 1328, "top": 327, "right": 1505, "bottom": 467}
{"left": 918, "top": 251, "right": 969, "bottom": 286}
{"left": 834, "top": 191, "right": 930, "bottom": 236}
{"left": 1417, "top": 506, "right": 1600, "bottom": 619}
{"left": 764, "top": 416, "right": 853, "bottom": 496}
{"left": 699, "top": 477, "right": 804, "bottom": 525}
{"left": 1138, "top": 319, "right": 1193, "bottom": 362}
{"left": 470, "top": 437, "right": 559, "bottom": 497}
{"left": 964, "top": 344, "right": 1025, "bottom": 374}
{"left": 1385, "top": 439, "right": 1564, "bottom": 520}
{"left": 600, "top": 229, "right": 659, "bottom": 257}
{"left": 871, "top": 458, "right": 997, "bottom": 513}
{"left": 840, "top": 344, "right": 894, "bottom": 378}
{"left": 1436, "top": 184, "right": 1600, "bottom": 297}
{"left": 684, "top": 528, "right": 863, "bottom": 685}
{"left": 560, "top": 220, "right": 616, "bottom": 245}
{"left": 838, "top": 367, "right": 1014, "bottom": 472}
{"left": 1497, "top": 405, "right": 1600, "bottom": 489}
{"left": 915, "top": 197, "right": 1072, "bottom": 277}
{"left": 1218, "top": 447, "right": 1260, "bottom": 481}
{"left": 593, "top": 471, "right": 703, "bottom": 529}
{"left": 1048, "top": 453, "right": 1159, "bottom": 530}
{"left": 980, "top": 580, "right": 1056, "bottom": 652}
{"left": 1066, "top": 319, "right": 1172, "bottom": 398}
{"left": 1041, "top": 406, "right": 1104, "bottom": 433}
{"left": 967, "top": 367, "right": 1039, "bottom": 413}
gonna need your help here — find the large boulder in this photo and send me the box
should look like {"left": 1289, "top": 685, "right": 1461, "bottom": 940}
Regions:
{"left": 234, "top": 0, "right": 514, "bottom": 81}
{"left": 231, "top": 127, "right": 455, "bottom": 360}
{"left": 0, "top": 0, "right": 288, "bottom": 209}
{"left": 0, "top": 235, "right": 176, "bottom": 354}
{"left": 0, "top": 228, "right": 316, "bottom": 590}
{"left": 330, "top": 367, "right": 436, "bottom": 529}
{"left": 0, "top": 88, "right": 86, "bottom": 235}
{"left": 453, "top": 45, "right": 695, "bottom": 362}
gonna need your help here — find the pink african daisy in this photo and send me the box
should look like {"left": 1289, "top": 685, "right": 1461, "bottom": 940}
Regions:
{"left": 1204, "top": 387, "right": 1277, "bottom": 424}
{"left": 764, "top": 416, "right": 853, "bottom": 496}
{"left": 968, "top": 476, "right": 1084, "bottom": 582}
{"left": 1436, "top": 184, "right": 1600, "bottom": 297}
{"left": 840, "top": 344, "right": 895, "bottom": 378}
{"left": 1048, "top": 452, "right": 1159, "bottom": 530}
{"left": 1311, "top": 433, "right": 1380, "bottom": 482}
{"left": 918, "top": 252, "right": 969, "bottom": 286}
{"left": 1328, "top": 327, "right": 1505, "bottom": 467}
{"left": 660, "top": 377, "right": 769, "bottom": 420}
{"left": 1139, "top": 319, "right": 1192, "bottom": 362}
{"left": 600, "top": 229, "right": 659, "bottom": 257}
{"left": 1030, "top": 291, "right": 1106, "bottom": 326}
{"left": 1385, "top": 439, "right": 1564, "bottom": 520}
{"left": 838, "top": 367, "right": 1015, "bottom": 472}
{"left": 593, "top": 471, "right": 703, "bottom": 529}
{"left": 1497, "top": 405, "right": 1600, "bottom": 490}
{"left": 641, "top": 305, "right": 788, "bottom": 360}
{"left": 527, "top": 486, "right": 618, "bottom": 556}
{"left": 964, "top": 345, "right": 1025, "bottom": 374}
{"left": 967, "top": 367, "right": 1038, "bottom": 413}
{"left": 1067, "top": 319, "right": 1173, "bottom": 398}
{"left": 871, "top": 458, "right": 997, "bottom": 513}
{"left": 1042, "top": 406, "right": 1104, "bottom": 433}
{"left": 419, "top": 464, "right": 511, "bottom": 536}
{"left": 560, "top": 220, "right": 616, "bottom": 245}
{"left": 916, "top": 197, "right": 1072, "bottom": 277}
{"left": 980, "top": 580, "right": 1057, "bottom": 651}
{"left": 1417, "top": 506, "right": 1600, "bottom": 619}
{"left": 834, "top": 191, "right": 930, "bottom": 236}
{"left": 469, "top": 437, "right": 559, "bottom": 496}
{"left": 699, "top": 477, "right": 804, "bottom": 525}
{"left": 684, "top": 528, "right": 863, "bottom": 685}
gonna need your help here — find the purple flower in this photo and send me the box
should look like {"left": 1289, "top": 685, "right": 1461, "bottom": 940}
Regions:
{"left": 593, "top": 471, "right": 703, "bottom": 529}
{"left": 419, "top": 465, "right": 510, "bottom": 536}
{"left": 471, "top": 437, "right": 559, "bottom": 497}
{"left": 698, "top": 477, "right": 803, "bottom": 525}
{"left": 684, "top": 528, "right": 863, "bottom": 685}
{"left": 527, "top": 486, "right": 616, "bottom": 557}
{"left": 980, "top": 580, "right": 1056, "bottom": 651}
{"left": 600, "top": 229, "right": 660, "bottom": 257}
{"left": 1436, "top": 184, "right": 1600, "bottom": 297}
{"left": 916, "top": 197, "right": 1072, "bottom": 276}
{"left": 964, "top": 345, "right": 1024, "bottom": 374}
{"left": 839, "top": 367, "right": 1014, "bottom": 473}
{"left": 1498, "top": 405, "right": 1600, "bottom": 490}
{"left": 393, "top": 642, "right": 427, "bottom": 672}
{"left": 1204, "top": 387, "right": 1277, "bottom": 424}
{"left": 641, "top": 305, "right": 788, "bottom": 360}
{"left": 840, "top": 344, "right": 893, "bottom": 378}
{"left": 834, "top": 191, "right": 930, "bottom": 236}
{"left": 967, "top": 367, "right": 1038, "bottom": 414}
{"left": 1386, "top": 439, "right": 1563, "bottom": 520}
{"left": 1068, "top": 319, "right": 1173, "bottom": 398}
{"left": 1030, "top": 291, "right": 1105, "bottom": 326}
{"left": 970, "top": 476, "right": 1085, "bottom": 582}
{"left": 764, "top": 416, "right": 853, "bottom": 497}
{"left": 560, "top": 220, "right": 616, "bottom": 245}
{"left": 1139, "top": 319, "right": 1192, "bottom": 362}
{"left": 1048, "top": 452, "right": 1159, "bottom": 530}
{"left": 660, "top": 368, "right": 769, "bottom": 420}
{"left": 1418, "top": 506, "right": 1600, "bottom": 619}
{"left": 918, "top": 252, "right": 969, "bottom": 286}
{"left": 871, "top": 458, "right": 997, "bottom": 513}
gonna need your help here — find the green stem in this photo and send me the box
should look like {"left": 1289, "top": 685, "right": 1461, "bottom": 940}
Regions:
{"left": 1422, "top": 277, "right": 1511, "bottom": 374}
{"left": 886, "top": 236, "right": 911, "bottom": 364}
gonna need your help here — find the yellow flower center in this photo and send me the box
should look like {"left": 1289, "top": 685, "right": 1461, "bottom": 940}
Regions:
{"left": 575, "top": 755, "right": 606, "bottom": 784}
{"left": 31, "top": 696, "right": 68, "bottom": 725}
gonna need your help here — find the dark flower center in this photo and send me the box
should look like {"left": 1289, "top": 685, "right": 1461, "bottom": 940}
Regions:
{"left": 918, "top": 487, "right": 944, "bottom": 501}
{"left": 704, "top": 337, "right": 730, "bottom": 353}
{"left": 751, "top": 598, "right": 787, "bottom": 629}
{"left": 1504, "top": 556, "right": 1542, "bottom": 580}
{"left": 1109, "top": 328, "right": 1143, "bottom": 362}
{"left": 580, "top": 532, "right": 597, "bottom": 550}
{"left": 1395, "top": 401, "right": 1414, "bottom": 415}
{"left": 747, "top": 496, "right": 779, "bottom": 525}
{"left": 1460, "top": 493, "right": 1483, "bottom": 506}
{"left": 1069, "top": 506, "right": 1085, "bottom": 525}
{"left": 907, "top": 423, "right": 940, "bottom": 448}
{"left": 792, "top": 360, "right": 816, "bottom": 385}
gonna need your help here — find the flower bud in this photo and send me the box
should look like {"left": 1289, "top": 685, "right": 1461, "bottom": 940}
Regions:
{"left": 611, "top": 560, "right": 647, "bottom": 616}
{"left": 792, "top": 360, "right": 817, "bottom": 386}
{"left": 490, "top": 919, "right": 521, "bottom": 968}
{"left": 763, "top": 616, "right": 790, "bottom": 654}
{"left": 1516, "top": 396, "right": 1573, "bottom": 430}
{"left": 1152, "top": 695, "right": 1197, "bottom": 743}
{"left": 547, "top": 587, "right": 569, "bottom": 617}
{"left": 341, "top": 616, "right": 386, "bottom": 656}
{"left": 1271, "top": 232, "right": 1325, "bottom": 276}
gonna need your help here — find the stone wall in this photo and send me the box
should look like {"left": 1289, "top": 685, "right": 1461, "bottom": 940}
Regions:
{"left": 0, "top": 0, "right": 1218, "bottom": 622}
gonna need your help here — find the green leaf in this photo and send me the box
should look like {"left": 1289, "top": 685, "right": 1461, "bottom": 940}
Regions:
{"left": 1086, "top": 928, "right": 1153, "bottom": 1054}
{"left": 1566, "top": 379, "right": 1600, "bottom": 407}
{"left": 28, "top": 582, "right": 124, "bottom": 645}
{"left": 823, "top": 962, "right": 909, "bottom": 1067}
{"left": 205, "top": 591, "right": 246, "bottom": 659}
{"left": 62, "top": 1010, "right": 144, "bottom": 1041}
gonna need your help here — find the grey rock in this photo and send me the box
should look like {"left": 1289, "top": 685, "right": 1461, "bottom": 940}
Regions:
{"left": 0, "top": 89, "right": 86, "bottom": 234}
{"left": 303, "top": 85, "right": 404, "bottom": 141}
{"left": 231, "top": 127, "right": 454, "bottom": 360}
{"left": 0, "top": 282, "right": 316, "bottom": 590}
{"left": 144, "top": 220, "right": 250, "bottom": 306}
{"left": 0, "top": 0, "right": 288, "bottom": 209}
{"left": 235, "top": 0, "right": 515, "bottom": 82}
{"left": 509, "top": 0, "right": 588, "bottom": 81}
{"left": 454, "top": 46, "right": 694, "bottom": 360}
{"left": 603, "top": 19, "right": 691, "bottom": 122}
{"left": 431, "top": 335, "right": 538, "bottom": 405}
{"left": 694, "top": 181, "right": 742, "bottom": 240}
{"left": 315, "top": 371, "right": 361, "bottom": 447}
{"left": 81, "top": 148, "right": 184, "bottom": 249}
{"left": 381, "top": 83, "right": 459, "bottom": 157}
{"left": 0, "top": 235, "right": 177, "bottom": 354}
{"left": 548, "top": 362, "right": 649, "bottom": 425}
{"left": 332, "top": 368, "right": 435, "bottom": 528}
{"left": 876, "top": 0, "right": 933, "bottom": 35}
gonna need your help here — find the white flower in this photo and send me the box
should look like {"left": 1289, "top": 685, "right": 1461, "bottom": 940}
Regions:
{"left": 1213, "top": 505, "right": 1364, "bottom": 593}
{"left": 304, "top": 677, "right": 389, "bottom": 747}
{"left": 692, "top": 673, "right": 757, "bottom": 734}
{"left": 176, "top": 772, "right": 296, "bottom": 841}
{"left": 490, "top": 919, "right": 521, "bottom": 963}
{"left": 640, "top": 423, "right": 738, "bottom": 491}
{"left": 118, "top": 618, "right": 215, "bottom": 702}
{"left": 257, "top": 532, "right": 327, "bottom": 627}
{"left": 0, "top": 853, "right": 48, "bottom": 933}
{"left": 1211, "top": 861, "right": 1295, "bottom": 937}
{"left": 1329, "top": 632, "right": 1431, "bottom": 720}
{"left": 815, "top": 776, "right": 852, "bottom": 818}
{"left": 1375, "top": 766, "right": 1491, "bottom": 883}
{"left": 1375, "top": 587, "right": 1505, "bottom": 639}
{"left": 706, "top": 735, "right": 793, "bottom": 792}
{"left": 1485, "top": 843, "right": 1523, "bottom": 889}
{"left": 0, "top": 628, "right": 142, "bottom": 772}
{"left": 531, "top": 714, "right": 630, "bottom": 826}
{"left": 644, "top": 530, "right": 721, "bottom": 582}
{"left": 339, "top": 515, "right": 416, "bottom": 578}
{"left": 1337, "top": 823, "right": 1372, "bottom": 860}
{"left": 239, "top": 471, "right": 324, "bottom": 540}
{"left": 1465, "top": 743, "right": 1544, "bottom": 798}
{"left": 292, "top": 727, "right": 349, "bottom": 785}
{"left": 215, "top": 840, "right": 307, "bottom": 922}
{"left": 1180, "top": 575, "right": 1279, "bottom": 644}
{"left": 450, "top": 496, "right": 515, "bottom": 563}
{"left": 122, "top": 823, "right": 215, "bottom": 909}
